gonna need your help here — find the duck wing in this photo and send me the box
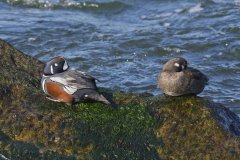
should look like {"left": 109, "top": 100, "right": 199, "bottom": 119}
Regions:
{"left": 184, "top": 67, "right": 208, "bottom": 83}
{"left": 68, "top": 70, "right": 97, "bottom": 88}
{"left": 49, "top": 70, "right": 98, "bottom": 94}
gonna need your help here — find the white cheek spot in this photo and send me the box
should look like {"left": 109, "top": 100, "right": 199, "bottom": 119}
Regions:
{"left": 63, "top": 61, "right": 68, "bottom": 71}
{"left": 50, "top": 65, "right": 54, "bottom": 74}
{"left": 174, "top": 63, "right": 180, "bottom": 67}
{"left": 54, "top": 63, "right": 58, "bottom": 67}
{"left": 84, "top": 94, "right": 89, "bottom": 98}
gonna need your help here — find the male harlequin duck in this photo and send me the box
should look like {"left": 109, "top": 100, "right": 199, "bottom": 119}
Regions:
{"left": 158, "top": 57, "right": 208, "bottom": 96}
{"left": 41, "top": 56, "right": 110, "bottom": 104}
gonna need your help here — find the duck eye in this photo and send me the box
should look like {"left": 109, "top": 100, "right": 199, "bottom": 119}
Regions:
{"left": 54, "top": 63, "right": 58, "bottom": 67}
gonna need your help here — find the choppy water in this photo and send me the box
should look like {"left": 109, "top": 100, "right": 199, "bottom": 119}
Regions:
{"left": 0, "top": 0, "right": 239, "bottom": 114}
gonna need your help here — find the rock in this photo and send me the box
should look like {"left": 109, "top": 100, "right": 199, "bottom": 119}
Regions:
{"left": 0, "top": 39, "right": 240, "bottom": 159}
{"left": 147, "top": 96, "right": 240, "bottom": 159}
{"left": 213, "top": 104, "right": 240, "bottom": 136}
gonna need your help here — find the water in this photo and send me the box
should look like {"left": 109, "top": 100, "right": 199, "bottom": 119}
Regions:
{"left": 0, "top": 0, "right": 239, "bottom": 115}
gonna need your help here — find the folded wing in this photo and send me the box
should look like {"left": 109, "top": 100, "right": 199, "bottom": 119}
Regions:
{"left": 49, "top": 70, "right": 98, "bottom": 95}
{"left": 184, "top": 67, "right": 208, "bottom": 84}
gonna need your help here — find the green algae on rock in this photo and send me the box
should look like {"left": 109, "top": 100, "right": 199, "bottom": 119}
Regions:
{"left": 148, "top": 96, "right": 240, "bottom": 160}
{"left": 0, "top": 39, "right": 240, "bottom": 160}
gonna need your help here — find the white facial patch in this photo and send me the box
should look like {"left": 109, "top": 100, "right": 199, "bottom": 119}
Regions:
{"left": 54, "top": 63, "right": 58, "bottom": 67}
{"left": 63, "top": 61, "right": 68, "bottom": 71}
{"left": 50, "top": 65, "right": 54, "bottom": 74}
{"left": 174, "top": 63, "right": 180, "bottom": 67}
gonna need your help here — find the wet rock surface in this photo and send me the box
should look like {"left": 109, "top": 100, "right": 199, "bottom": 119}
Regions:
{"left": 0, "top": 39, "right": 240, "bottom": 160}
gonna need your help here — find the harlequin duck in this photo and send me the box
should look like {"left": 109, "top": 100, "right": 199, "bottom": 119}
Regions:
{"left": 41, "top": 56, "right": 110, "bottom": 104}
{"left": 158, "top": 57, "right": 208, "bottom": 96}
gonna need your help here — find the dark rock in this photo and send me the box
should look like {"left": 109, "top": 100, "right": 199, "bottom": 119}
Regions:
{"left": 213, "top": 103, "right": 240, "bottom": 136}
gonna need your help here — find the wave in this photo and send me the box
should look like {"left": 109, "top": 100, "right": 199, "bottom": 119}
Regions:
{"left": 1, "top": 0, "right": 129, "bottom": 12}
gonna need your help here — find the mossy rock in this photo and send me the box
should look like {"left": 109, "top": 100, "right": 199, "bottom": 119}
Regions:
{"left": 148, "top": 96, "right": 240, "bottom": 160}
{"left": 0, "top": 39, "right": 240, "bottom": 160}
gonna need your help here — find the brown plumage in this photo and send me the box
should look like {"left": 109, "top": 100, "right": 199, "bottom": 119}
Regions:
{"left": 45, "top": 82, "right": 73, "bottom": 103}
{"left": 158, "top": 57, "right": 208, "bottom": 96}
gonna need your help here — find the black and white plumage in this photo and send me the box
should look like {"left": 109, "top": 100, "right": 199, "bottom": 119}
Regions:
{"left": 41, "top": 56, "right": 110, "bottom": 104}
{"left": 158, "top": 57, "right": 208, "bottom": 96}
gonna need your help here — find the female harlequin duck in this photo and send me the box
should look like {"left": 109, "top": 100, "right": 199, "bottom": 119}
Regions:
{"left": 158, "top": 57, "right": 208, "bottom": 96}
{"left": 41, "top": 56, "right": 110, "bottom": 104}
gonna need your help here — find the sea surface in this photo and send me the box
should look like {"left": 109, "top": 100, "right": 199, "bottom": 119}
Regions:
{"left": 0, "top": 0, "right": 239, "bottom": 115}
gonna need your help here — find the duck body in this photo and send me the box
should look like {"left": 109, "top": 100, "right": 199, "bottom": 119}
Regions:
{"left": 41, "top": 57, "right": 110, "bottom": 104}
{"left": 158, "top": 57, "right": 208, "bottom": 96}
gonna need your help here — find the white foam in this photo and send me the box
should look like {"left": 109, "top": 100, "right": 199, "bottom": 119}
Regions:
{"left": 140, "top": 12, "right": 173, "bottom": 20}
{"left": 28, "top": 37, "right": 36, "bottom": 42}
{"left": 235, "top": 0, "right": 240, "bottom": 6}
{"left": 163, "top": 23, "right": 171, "bottom": 27}
{"left": 188, "top": 3, "right": 203, "bottom": 13}
{"left": 163, "top": 47, "right": 187, "bottom": 53}
{"left": 157, "top": 12, "right": 173, "bottom": 18}
{"left": 175, "top": 8, "right": 184, "bottom": 13}
{"left": 6, "top": 0, "right": 99, "bottom": 9}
